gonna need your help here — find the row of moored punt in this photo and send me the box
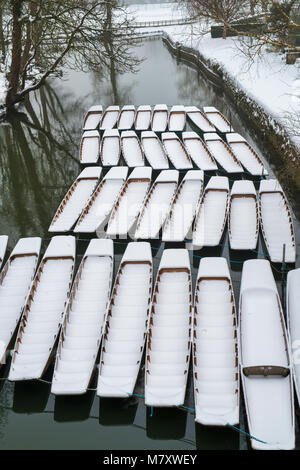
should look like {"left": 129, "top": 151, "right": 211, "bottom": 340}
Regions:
{"left": 0, "top": 235, "right": 298, "bottom": 449}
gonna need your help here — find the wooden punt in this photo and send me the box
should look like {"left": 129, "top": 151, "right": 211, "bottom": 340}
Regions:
{"left": 100, "top": 130, "right": 121, "bottom": 166}
{"left": 8, "top": 236, "right": 76, "bottom": 381}
{"left": 80, "top": 130, "right": 100, "bottom": 164}
{"left": 0, "top": 238, "right": 41, "bottom": 364}
{"left": 151, "top": 104, "right": 168, "bottom": 132}
{"left": 121, "top": 131, "right": 145, "bottom": 167}
{"left": 161, "top": 132, "right": 193, "bottom": 169}
{"left": 287, "top": 268, "right": 300, "bottom": 406}
{"left": 99, "top": 106, "right": 120, "bottom": 130}
{"left": 182, "top": 132, "right": 217, "bottom": 171}
{"left": 168, "top": 105, "right": 186, "bottom": 132}
{"left": 145, "top": 249, "right": 192, "bottom": 407}
{"left": 51, "top": 239, "right": 114, "bottom": 395}
{"left": 204, "top": 133, "right": 243, "bottom": 174}
{"left": 259, "top": 179, "right": 296, "bottom": 263}
{"left": 185, "top": 106, "right": 216, "bottom": 133}
{"left": 117, "top": 105, "right": 136, "bottom": 130}
{"left": 239, "top": 259, "right": 295, "bottom": 450}
{"left": 83, "top": 105, "right": 103, "bottom": 131}
{"left": 141, "top": 131, "right": 169, "bottom": 169}
{"left": 0, "top": 235, "right": 8, "bottom": 270}
{"left": 106, "top": 167, "right": 152, "bottom": 238}
{"left": 97, "top": 242, "right": 152, "bottom": 397}
{"left": 49, "top": 167, "right": 102, "bottom": 233}
{"left": 228, "top": 180, "right": 259, "bottom": 250}
{"left": 134, "top": 170, "right": 179, "bottom": 240}
{"left": 203, "top": 106, "right": 232, "bottom": 134}
{"left": 73, "top": 167, "right": 128, "bottom": 234}
{"left": 193, "top": 176, "right": 229, "bottom": 248}
{"left": 134, "top": 105, "right": 152, "bottom": 131}
{"left": 193, "top": 257, "right": 239, "bottom": 425}
{"left": 162, "top": 170, "right": 204, "bottom": 242}
{"left": 226, "top": 133, "right": 268, "bottom": 176}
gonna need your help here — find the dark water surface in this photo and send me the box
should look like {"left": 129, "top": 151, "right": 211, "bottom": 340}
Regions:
{"left": 0, "top": 38, "right": 299, "bottom": 450}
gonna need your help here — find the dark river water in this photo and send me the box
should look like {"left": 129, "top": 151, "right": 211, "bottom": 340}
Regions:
{"left": 0, "top": 38, "right": 299, "bottom": 450}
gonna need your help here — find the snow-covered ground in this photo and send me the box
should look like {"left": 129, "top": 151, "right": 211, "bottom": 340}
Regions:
{"left": 127, "top": 2, "right": 185, "bottom": 23}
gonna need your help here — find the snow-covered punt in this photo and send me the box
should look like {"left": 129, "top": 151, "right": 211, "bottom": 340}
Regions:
{"left": 83, "top": 105, "right": 103, "bottom": 131}
{"left": 97, "top": 242, "right": 152, "bottom": 397}
{"left": 0, "top": 235, "right": 8, "bottom": 270}
{"left": 106, "top": 167, "right": 152, "bottom": 238}
{"left": 193, "top": 257, "right": 239, "bottom": 426}
{"left": 162, "top": 132, "right": 193, "bottom": 169}
{"left": 121, "top": 131, "right": 145, "bottom": 167}
{"left": 74, "top": 167, "right": 128, "bottom": 233}
{"left": 185, "top": 106, "right": 216, "bottom": 133}
{"left": 193, "top": 176, "right": 229, "bottom": 248}
{"left": 141, "top": 131, "right": 169, "bottom": 169}
{"left": 151, "top": 104, "right": 168, "bottom": 132}
{"left": 259, "top": 179, "right": 296, "bottom": 263}
{"left": 182, "top": 132, "right": 217, "bottom": 171}
{"left": 168, "top": 105, "right": 186, "bottom": 132}
{"left": 203, "top": 106, "right": 232, "bottom": 134}
{"left": 228, "top": 180, "right": 259, "bottom": 250}
{"left": 240, "top": 260, "right": 295, "bottom": 450}
{"left": 204, "top": 133, "right": 243, "bottom": 174}
{"left": 80, "top": 130, "right": 100, "bottom": 164}
{"left": 226, "top": 133, "right": 268, "bottom": 176}
{"left": 51, "top": 239, "right": 114, "bottom": 395}
{"left": 134, "top": 170, "right": 179, "bottom": 240}
{"left": 49, "top": 167, "right": 102, "bottom": 232}
{"left": 99, "top": 106, "right": 120, "bottom": 130}
{"left": 145, "top": 249, "right": 192, "bottom": 407}
{"left": 0, "top": 237, "right": 41, "bottom": 364}
{"left": 162, "top": 171, "right": 204, "bottom": 242}
{"left": 287, "top": 268, "right": 300, "bottom": 405}
{"left": 118, "top": 105, "right": 136, "bottom": 130}
{"left": 134, "top": 105, "right": 152, "bottom": 131}
{"left": 8, "top": 236, "right": 76, "bottom": 382}
{"left": 100, "top": 130, "right": 121, "bottom": 166}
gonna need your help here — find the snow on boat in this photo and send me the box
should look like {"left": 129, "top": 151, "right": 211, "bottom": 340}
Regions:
{"left": 118, "top": 105, "right": 136, "bottom": 130}
{"left": 151, "top": 104, "right": 168, "bottom": 132}
{"left": 168, "top": 105, "right": 186, "bottom": 132}
{"left": 0, "top": 237, "right": 41, "bottom": 363}
{"left": 141, "top": 131, "right": 169, "bottom": 169}
{"left": 204, "top": 133, "right": 243, "bottom": 174}
{"left": 135, "top": 105, "right": 152, "bottom": 131}
{"left": 193, "top": 257, "right": 239, "bottom": 426}
{"left": 162, "top": 132, "right": 193, "bottom": 169}
{"left": 0, "top": 235, "right": 8, "bottom": 270}
{"left": 193, "top": 176, "right": 229, "bottom": 248}
{"left": 259, "top": 179, "right": 296, "bottom": 263}
{"left": 239, "top": 259, "right": 295, "bottom": 450}
{"left": 203, "top": 106, "right": 232, "bottom": 134}
{"left": 162, "top": 171, "right": 204, "bottom": 242}
{"left": 228, "top": 180, "right": 259, "bottom": 250}
{"left": 8, "top": 236, "right": 76, "bottom": 381}
{"left": 74, "top": 167, "right": 128, "bottom": 233}
{"left": 51, "top": 239, "right": 114, "bottom": 395}
{"left": 182, "top": 132, "right": 217, "bottom": 171}
{"left": 145, "top": 249, "right": 192, "bottom": 407}
{"left": 100, "top": 130, "right": 121, "bottom": 166}
{"left": 97, "top": 242, "right": 152, "bottom": 397}
{"left": 106, "top": 167, "right": 152, "bottom": 238}
{"left": 134, "top": 170, "right": 179, "bottom": 240}
{"left": 121, "top": 131, "right": 145, "bottom": 167}
{"left": 99, "top": 106, "right": 120, "bottom": 130}
{"left": 83, "top": 105, "right": 103, "bottom": 131}
{"left": 185, "top": 106, "right": 216, "bottom": 133}
{"left": 80, "top": 130, "right": 100, "bottom": 164}
{"left": 287, "top": 269, "right": 300, "bottom": 408}
{"left": 49, "top": 167, "right": 102, "bottom": 232}
{"left": 226, "top": 133, "right": 268, "bottom": 176}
